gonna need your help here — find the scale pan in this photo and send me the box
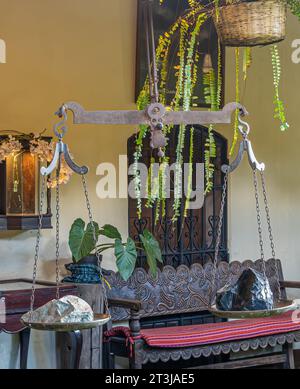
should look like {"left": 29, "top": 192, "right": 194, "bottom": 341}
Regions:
{"left": 21, "top": 313, "right": 111, "bottom": 332}
{"left": 209, "top": 300, "right": 299, "bottom": 319}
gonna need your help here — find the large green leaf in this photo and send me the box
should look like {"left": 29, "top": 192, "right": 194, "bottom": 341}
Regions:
{"left": 99, "top": 224, "right": 122, "bottom": 240}
{"left": 139, "top": 229, "right": 162, "bottom": 277}
{"left": 114, "top": 238, "right": 137, "bottom": 281}
{"left": 69, "top": 218, "right": 100, "bottom": 261}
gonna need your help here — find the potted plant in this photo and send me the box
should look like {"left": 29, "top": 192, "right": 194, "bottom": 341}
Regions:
{"left": 65, "top": 218, "right": 162, "bottom": 282}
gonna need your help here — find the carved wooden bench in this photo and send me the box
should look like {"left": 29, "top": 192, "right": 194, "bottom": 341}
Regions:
{"left": 103, "top": 259, "right": 300, "bottom": 369}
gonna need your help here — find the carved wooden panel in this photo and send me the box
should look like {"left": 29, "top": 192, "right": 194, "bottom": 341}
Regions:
{"left": 106, "top": 259, "right": 284, "bottom": 322}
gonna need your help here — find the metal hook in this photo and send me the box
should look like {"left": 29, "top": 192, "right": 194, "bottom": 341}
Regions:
{"left": 238, "top": 114, "right": 250, "bottom": 138}
{"left": 40, "top": 105, "right": 89, "bottom": 177}
{"left": 54, "top": 104, "right": 68, "bottom": 139}
{"left": 222, "top": 112, "right": 265, "bottom": 174}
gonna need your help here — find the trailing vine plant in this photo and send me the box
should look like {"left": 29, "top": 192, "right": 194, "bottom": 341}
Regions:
{"left": 173, "top": 12, "right": 207, "bottom": 221}
{"left": 270, "top": 45, "right": 289, "bottom": 131}
{"left": 229, "top": 48, "right": 240, "bottom": 156}
{"left": 213, "top": 1, "right": 290, "bottom": 136}
{"left": 287, "top": 0, "right": 300, "bottom": 21}
{"left": 243, "top": 47, "right": 252, "bottom": 81}
{"left": 134, "top": 0, "right": 293, "bottom": 225}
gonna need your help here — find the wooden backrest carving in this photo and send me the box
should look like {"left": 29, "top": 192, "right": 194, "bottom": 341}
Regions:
{"left": 106, "top": 259, "right": 284, "bottom": 322}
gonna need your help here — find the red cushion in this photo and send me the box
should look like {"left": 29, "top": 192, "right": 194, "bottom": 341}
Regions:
{"left": 139, "top": 311, "right": 300, "bottom": 348}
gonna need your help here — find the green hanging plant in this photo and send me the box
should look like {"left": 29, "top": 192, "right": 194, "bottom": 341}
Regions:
{"left": 214, "top": 0, "right": 220, "bottom": 19}
{"left": 134, "top": 88, "right": 149, "bottom": 219}
{"left": 243, "top": 47, "right": 252, "bottom": 81}
{"left": 202, "top": 39, "right": 222, "bottom": 194}
{"left": 172, "top": 12, "right": 207, "bottom": 222}
{"left": 203, "top": 69, "right": 217, "bottom": 194}
{"left": 287, "top": 0, "right": 300, "bottom": 21}
{"left": 134, "top": 13, "right": 183, "bottom": 220}
{"left": 184, "top": 127, "right": 194, "bottom": 217}
{"left": 135, "top": 0, "right": 295, "bottom": 225}
{"left": 154, "top": 158, "right": 169, "bottom": 223}
{"left": 172, "top": 19, "right": 189, "bottom": 110}
{"left": 203, "top": 69, "right": 217, "bottom": 110}
{"left": 229, "top": 48, "right": 240, "bottom": 157}
{"left": 216, "top": 40, "right": 223, "bottom": 110}
{"left": 270, "top": 45, "right": 289, "bottom": 131}
{"left": 204, "top": 125, "right": 217, "bottom": 195}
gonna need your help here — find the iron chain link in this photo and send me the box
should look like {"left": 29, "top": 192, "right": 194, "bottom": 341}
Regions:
{"left": 30, "top": 175, "right": 47, "bottom": 320}
{"left": 260, "top": 170, "right": 282, "bottom": 300}
{"left": 211, "top": 172, "right": 229, "bottom": 305}
{"left": 81, "top": 174, "right": 110, "bottom": 317}
{"left": 253, "top": 170, "right": 265, "bottom": 262}
{"left": 55, "top": 161, "right": 61, "bottom": 300}
{"left": 253, "top": 169, "right": 269, "bottom": 302}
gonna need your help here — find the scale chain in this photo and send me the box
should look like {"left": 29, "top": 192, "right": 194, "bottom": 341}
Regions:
{"left": 55, "top": 160, "right": 61, "bottom": 300}
{"left": 211, "top": 172, "right": 229, "bottom": 305}
{"left": 253, "top": 169, "right": 269, "bottom": 303}
{"left": 260, "top": 170, "right": 282, "bottom": 300}
{"left": 81, "top": 174, "right": 110, "bottom": 317}
{"left": 29, "top": 175, "right": 47, "bottom": 320}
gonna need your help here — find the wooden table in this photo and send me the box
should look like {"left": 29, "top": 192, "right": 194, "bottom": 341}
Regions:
{"left": 0, "top": 278, "right": 79, "bottom": 369}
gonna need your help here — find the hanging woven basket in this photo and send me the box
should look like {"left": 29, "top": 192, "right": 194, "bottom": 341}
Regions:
{"left": 213, "top": 0, "right": 287, "bottom": 47}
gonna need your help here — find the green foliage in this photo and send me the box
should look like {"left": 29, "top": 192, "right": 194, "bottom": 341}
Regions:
{"left": 203, "top": 56, "right": 220, "bottom": 194}
{"left": 230, "top": 48, "right": 240, "bottom": 156}
{"left": 133, "top": 88, "right": 150, "bottom": 219}
{"left": 69, "top": 219, "right": 100, "bottom": 262}
{"left": 243, "top": 47, "right": 252, "bottom": 81}
{"left": 270, "top": 45, "right": 289, "bottom": 131}
{"left": 214, "top": 0, "right": 220, "bottom": 20}
{"left": 172, "top": 13, "right": 207, "bottom": 221}
{"left": 203, "top": 69, "right": 218, "bottom": 111}
{"left": 114, "top": 238, "right": 137, "bottom": 282}
{"left": 136, "top": 0, "right": 293, "bottom": 225}
{"left": 204, "top": 126, "right": 217, "bottom": 195}
{"left": 99, "top": 225, "right": 121, "bottom": 240}
{"left": 172, "top": 19, "right": 189, "bottom": 109}
{"left": 216, "top": 40, "right": 223, "bottom": 110}
{"left": 69, "top": 219, "right": 162, "bottom": 281}
{"left": 184, "top": 127, "right": 194, "bottom": 217}
{"left": 139, "top": 229, "right": 163, "bottom": 277}
{"left": 146, "top": 157, "right": 159, "bottom": 209}
{"left": 287, "top": 0, "right": 300, "bottom": 21}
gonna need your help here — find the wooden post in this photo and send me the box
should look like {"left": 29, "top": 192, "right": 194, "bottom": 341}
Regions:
{"left": 129, "top": 309, "right": 143, "bottom": 369}
{"left": 56, "top": 283, "right": 104, "bottom": 369}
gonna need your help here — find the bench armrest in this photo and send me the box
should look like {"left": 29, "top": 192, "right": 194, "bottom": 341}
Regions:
{"left": 280, "top": 281, "right": 300, "bottom": 289}
{"left": 108, "top": 297, "right": 142, "bottom": 341}
{"left": 108, "top": 297, "right": 142, "bottom": 312}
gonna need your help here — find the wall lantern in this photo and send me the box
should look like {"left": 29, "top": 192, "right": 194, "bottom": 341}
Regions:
{"left": 0, "top": 133, "right": 52, "bottom": 230}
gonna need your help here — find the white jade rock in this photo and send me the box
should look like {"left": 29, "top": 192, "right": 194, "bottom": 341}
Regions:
{"left": 21, "top": 295, "right": 94, "bottom": 323}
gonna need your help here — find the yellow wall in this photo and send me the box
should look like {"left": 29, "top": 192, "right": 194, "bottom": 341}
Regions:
{"left": 0, "top": 0, "right": 137, "bottom": 283}
{"left": 0, "top": 0, "right": 299, "bottom": 368}
{"left": 0, "top": 0, "right": 138, "bottom": 369}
